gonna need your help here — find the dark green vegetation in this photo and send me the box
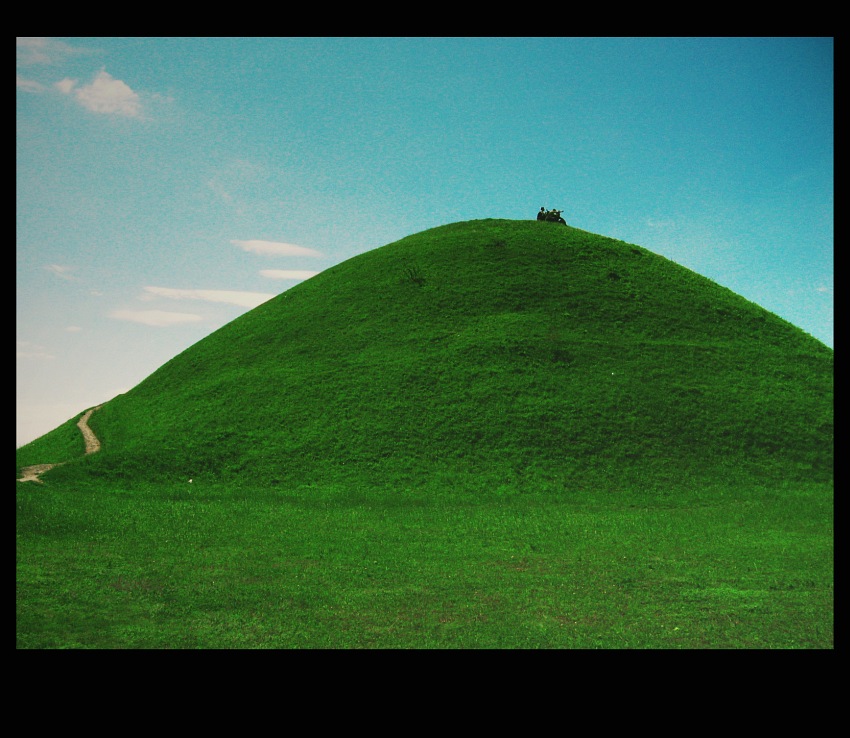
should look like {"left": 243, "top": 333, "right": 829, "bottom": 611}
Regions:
{"left": 17, "top": 219, "right": 833, "bottom": 648}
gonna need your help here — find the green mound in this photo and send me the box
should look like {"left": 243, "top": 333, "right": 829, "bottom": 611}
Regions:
{"left": 20, "top": 219, "right": 833, "bottom": 491}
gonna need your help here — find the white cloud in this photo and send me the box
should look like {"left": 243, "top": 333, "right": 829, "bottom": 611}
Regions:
{"left": 231, "top": 239, "right": 324, "bottom": 258}
{"left": 44, "top": 264, "right": 77, "bottom": 280}
{"left": 109, "top": 309, "right": 203, "bottom": 327}
{"left": 66, "top": 326, "right": 82, "bottom": 332}
{"left": 259, "top": 270, "right": 320, "bottom": 280}
{"left": 16, "top": 37, "right": 53, "bottom": 65}
{"left": 16, "top": 75, "right": 45, "bottom": 93}
{"left": 54, "top": 78, "right": 76, "bottom": 94}
{"left": 16, "top": 340, "right": 54, "bottom": 360}
{"left": 58, "top": 69, "right": 142, "bottom": 118}
{"left": 142, "top": 286, "right": 276, "bottom": 308}
{"left": 16, "top": 37, "right": 92, "bottom": 66}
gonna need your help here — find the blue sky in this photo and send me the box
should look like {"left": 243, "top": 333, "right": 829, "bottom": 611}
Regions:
{"left": 16, "top": 37, "right": 833, "bottom": 447}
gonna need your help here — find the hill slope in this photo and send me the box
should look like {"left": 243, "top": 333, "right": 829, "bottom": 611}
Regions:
{"left": 20, "top": 219, "right": 833, "bottom": 491}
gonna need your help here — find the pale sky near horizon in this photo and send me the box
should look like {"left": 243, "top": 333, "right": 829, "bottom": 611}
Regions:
{"left": 17, "top": 37, "right": 833, "bottom": 448}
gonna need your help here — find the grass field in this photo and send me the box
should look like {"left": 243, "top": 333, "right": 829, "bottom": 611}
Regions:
{"left": 16, "top": 476, "right": 832, "bottom": 648}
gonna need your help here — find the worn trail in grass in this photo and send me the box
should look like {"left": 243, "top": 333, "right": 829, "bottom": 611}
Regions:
{"left": 17, "top": 405, "right": 102, "bottom": 484}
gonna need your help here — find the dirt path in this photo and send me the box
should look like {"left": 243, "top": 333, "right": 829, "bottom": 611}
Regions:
{"left": 17, "top": 405, "right": 103, "bottom": 484}
{"left": 77, "top": 406, "right": 102, "bottom": 454}
{"left": 17, "top": 463, "right": 60, "bottom": 483}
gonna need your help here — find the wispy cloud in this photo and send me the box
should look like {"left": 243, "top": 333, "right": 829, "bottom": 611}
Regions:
{"left": 16, "top": 75, "right": 45, "bottom": 93}
{"left": 259, "top": 270, "right": 320, "bottom": 280}
{"left": 143, "top": 286, "right": 276, "bottom": 308}
{"left": 56, "top": 68, "right": 142, "bottom": 118}
{"left": 109, "top": 309, "right": 203, "bottom": 327}
{"left": 44, "top": 264, "right": 77, "bottom": 280}
{"left": 17, "top": 37, "right": 55, "bottom": 65}
{"left": 66, "top": 326, "right": 82, "bottom": 332}
{"left": 16, "top": 340, "right": 54, "bottom": 359}
{"left": 232, "top": 240, "right": 324, "bottom": 258}
{"left": 207, "top": 179, "right": 234, "bottom": 205}
{"left": 16, "top": 37, "right": 94, "bottom": 66}
{"left": 206, "top": 160, "right": 269, "bottom": 213}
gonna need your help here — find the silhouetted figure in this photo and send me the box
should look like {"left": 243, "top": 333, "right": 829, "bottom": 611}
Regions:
{"left": 547, "top": 209, "right": 566, "bottom": 225}
{"left": 538, "top": 207, "right": 567, "bottom": 225}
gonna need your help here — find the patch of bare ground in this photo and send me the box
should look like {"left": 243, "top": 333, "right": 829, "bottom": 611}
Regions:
{"left": 17, "top": 405, "right": 102, "bottom": 484}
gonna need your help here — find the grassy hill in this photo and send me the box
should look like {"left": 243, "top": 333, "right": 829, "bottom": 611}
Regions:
{"left": 16, "top": 219, "right": 833, "bottom": 648}
{"left": 18, "top": 218, "right": 833, "bottom": 491}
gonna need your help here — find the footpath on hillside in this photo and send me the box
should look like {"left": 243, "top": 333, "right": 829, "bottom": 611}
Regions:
{"left": 17, "top": 405, "right": 102, "bottom": 484}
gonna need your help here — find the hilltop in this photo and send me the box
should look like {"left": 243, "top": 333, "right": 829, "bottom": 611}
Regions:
{"left": 18, "top": 219, "right": 833, "bottom": 493}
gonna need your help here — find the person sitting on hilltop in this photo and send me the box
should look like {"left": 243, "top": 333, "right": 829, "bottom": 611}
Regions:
{"left": 537, "top": 207, "right": 567, "bottom": 225}
{"left": 537, "top": 207, "right": 566, "bottom": 225}
{"left": 547, "top": 209, "right": 566, "bottom": 224}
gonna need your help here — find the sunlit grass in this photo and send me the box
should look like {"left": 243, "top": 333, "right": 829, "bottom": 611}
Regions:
{"left": 16, "top": 477, "right": 832, "bottom": 648}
